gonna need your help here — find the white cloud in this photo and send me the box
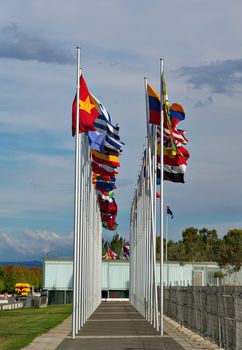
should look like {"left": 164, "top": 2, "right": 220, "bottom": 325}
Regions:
{"left": 0, "top": 230, "right": 73, "bottom": 261}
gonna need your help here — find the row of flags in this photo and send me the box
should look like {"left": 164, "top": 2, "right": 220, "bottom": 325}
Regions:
{"left": 102, "top": 244, "right": 130, "bottom": 260}
{"left": 147, "top": 81, "right": 190, "bottom": 184}
{"left": 72, "top": 75, "right": 124, "bottom": 230}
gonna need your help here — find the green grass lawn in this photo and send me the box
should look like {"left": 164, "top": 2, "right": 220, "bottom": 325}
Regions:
{"left": 0, "top": 304, "right": 72, "bottom": 350}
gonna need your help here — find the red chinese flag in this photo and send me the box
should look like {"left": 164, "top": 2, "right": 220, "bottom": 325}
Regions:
{"left": 72, "top": 75, "right": 99, "bottom": 136}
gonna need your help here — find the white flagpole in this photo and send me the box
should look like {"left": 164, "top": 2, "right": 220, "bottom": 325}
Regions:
{"left": 72, "top": 46, "right": 81, "bottom": 338}
{"left": 166, "top": 210, "right": 168, "bottom": 261}
{"left": 144, "top": 78, "right": 152, "bottom": 324}
{"left": 152, "top": 123, "right": 158, "bottom": 331}
{"left": 145, "top": 78, "right": 158, "bottom": 330}
{"left": 166, "top": 210, "right": 169, "bottom": 287}
{"left": 159, "top": 58, "right": 164, "bottom": 336}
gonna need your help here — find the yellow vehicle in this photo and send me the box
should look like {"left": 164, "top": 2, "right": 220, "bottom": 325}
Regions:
{"left": 15, "top": 283, "right": 31, "bottom": 297}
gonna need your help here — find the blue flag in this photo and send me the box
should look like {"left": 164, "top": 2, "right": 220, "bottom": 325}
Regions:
{"left": 167, "top": 206, "right": 173, "bottom": 219}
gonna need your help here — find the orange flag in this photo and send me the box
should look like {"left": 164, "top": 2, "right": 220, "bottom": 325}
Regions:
{"left": 72, "top": 75, "right": 99, "bottom": 136}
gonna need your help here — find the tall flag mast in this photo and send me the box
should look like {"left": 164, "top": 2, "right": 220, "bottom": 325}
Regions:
{"left": 129, "top": 59, "right": 189, "bottom": 337}
{"left": 159, "top": 58, "right": 164, "bottom": 336}
{"left": 71, "top": 47, "right": 124, "bottom": 337}
{"left": 147, "top": 59, "right": 189, "bottom": 334}
{"left": 72, "top": 46, "right": 81, "bottom": 338}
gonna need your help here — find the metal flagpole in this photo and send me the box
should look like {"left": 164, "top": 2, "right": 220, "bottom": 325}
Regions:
{"left": 144, "top": 78, "right": 158, "bottom": 330}
{"left": 152, "top": 123, "right": 159, "bottom": 331}
{"left": 82, "top": 136, "right": 86, "bottom": 325}
{"left": 72, "top": 46, "right": 81, "bottom": 338}
{"left": 130, "top": 78, "right": 161, "bottom": 331}
{"left": 79, "top": 136, "right": 85, "bottom": 328}
{"left": 83, "top": 139, "right": 88, "bottom": 323}
{"left": 159, "top": 58, "right": 164, "bottom": 336}
{"left": 144, "top": 78, "right": 151, "bottom": 323}
{"left": 71, "top": 60, "right": 102, "bottom": 336}
{"left": 144, "top": 165, "right": 148, "bottom": 318}
{"left": 165, "top": 210, "right": 168, "bottom": 261}
{"left": 76, "top": 130, "right": 82, "bottom": 333}
{"left": 144, "top": 78, "right": 152, "bottom": 324}
{"left": 166, "top": 210, "right": 169, "bottom": 286}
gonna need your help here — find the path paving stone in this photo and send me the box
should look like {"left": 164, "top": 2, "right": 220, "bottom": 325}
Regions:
{"left": 56, "top": 302, "right": 185, "bottom": 350}
{"left": 23, "top": 301, "right": 224, "bottom": 350}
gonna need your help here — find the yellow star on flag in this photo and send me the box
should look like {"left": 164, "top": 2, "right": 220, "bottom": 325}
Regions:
{"left": 79, "top": 96, "right": 95, "bottom": 114}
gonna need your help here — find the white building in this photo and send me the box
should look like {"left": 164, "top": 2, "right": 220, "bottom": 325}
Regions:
{"left": 43, "top": 259, "right": 221, "bottom": 304}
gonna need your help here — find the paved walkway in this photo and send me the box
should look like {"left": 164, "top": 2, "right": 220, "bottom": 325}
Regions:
{"left": 56, "top": 302, "right": 184, "bottom": 350}
{"left": 22, "top": 302, "right": 224, "bottom": 350}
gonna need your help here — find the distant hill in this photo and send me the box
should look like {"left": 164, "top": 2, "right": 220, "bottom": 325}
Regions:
{"left": 0, "top": 261, "right": 42, "bottom": 268}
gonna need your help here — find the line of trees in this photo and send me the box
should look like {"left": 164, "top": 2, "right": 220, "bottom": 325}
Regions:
{"left": 103, "top": 228, "right": 242, "bottom": 273}
{"left": 0, "top": 265, "right": 42, "bottom": 293}
{"left": 157, "top": 227, "right": 242, "bottom": 273}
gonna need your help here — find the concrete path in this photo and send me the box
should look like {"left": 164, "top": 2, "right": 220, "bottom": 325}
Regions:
{"left": 56, "top": 302, "right": 184, "bottom": 350}
{"left": 22, "top": 302, "right": 224, "bottom": 350}
{"left": 21, "top": 316, "right": 72, "bottom": 350}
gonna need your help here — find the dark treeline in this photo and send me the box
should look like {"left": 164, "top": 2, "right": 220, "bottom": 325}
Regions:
{"left": 158, "top": 227, "right": 242, "bottom": 273}
{"left": 0, "top": 265, "right": 42, "bottom": 293}
{"left": 103, "top": 228, "right": 242, "bottom": 273}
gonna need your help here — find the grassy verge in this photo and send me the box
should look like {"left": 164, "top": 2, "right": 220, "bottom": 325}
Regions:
{"left": 0, "top": 304, "right": 72, "bottom": 350}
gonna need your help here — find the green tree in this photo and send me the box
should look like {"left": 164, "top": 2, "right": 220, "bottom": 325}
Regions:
{"left": 166, "top": 240, "right": 176, "bottom": 260}
{"left": 174, "top": 241, "right": 187, "bottom": 264}
{"left": 216, "top": 229, "right": 242, "bottom": 272}
{"left": 156, "top": 236, "right": 161, "bottom": 260}
{"left": 29, "top": 267, "right": 43, "bottom": 289}
{"left": 110, "top": 233, "right": 124, "bottom": 258}
{"left": 102, "top": 238, "right": 109, "bottom": 257}
{"left": 182, "top": 227, "right": 203, "bottom": 261}
{"left": 155, "top": 226, "right": 241, "bottom": 266}
{"left": 0, "top": 267, "right": 5, "bottom": 291}
{"left": 0, "top": 265, "right": 43, "bottom": 292}
{"left": 3, "top": 266, "right": 18, "bottom": 291}
{"left": 199, "top": 228, "right": 218, "bottom": 261}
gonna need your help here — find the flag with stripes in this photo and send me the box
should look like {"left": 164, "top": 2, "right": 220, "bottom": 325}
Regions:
{"left": 155, "top": 79, "right": 190, "bottom": 183}
{"left": 91, "top": 160, "right": 118, "bottom": 177}
{"left": 88, "top": 94, "right": 124, "bottom": 154}
{"left": 147, "top": 83, "right": 161, "bottom": 125}
{"left": 157, "top": 162, "right": 187, "bottom": 184}
{"left": 91, "top": 150, "right": 120, "bottom": 168}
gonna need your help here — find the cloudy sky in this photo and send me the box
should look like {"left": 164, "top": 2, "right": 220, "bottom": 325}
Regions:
{"left": 0, "top": 0, "right": 242, "bottom": 261}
